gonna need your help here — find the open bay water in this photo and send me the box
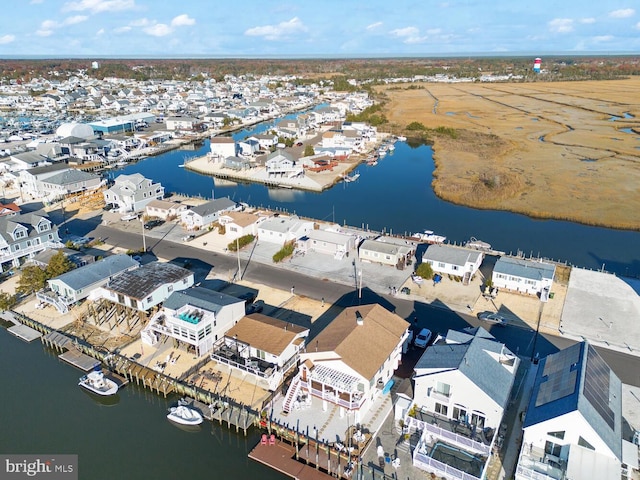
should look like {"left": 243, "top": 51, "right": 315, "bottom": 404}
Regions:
{"left": 0, "top": 328, "right": 285, "bottom": 480}
{"left": 114, "top": 133, "right": 640, "bottom": 277}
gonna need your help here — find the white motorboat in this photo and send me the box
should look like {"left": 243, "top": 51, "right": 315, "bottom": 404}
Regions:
{"left": 466, "top": 237, "right": 492, "bottom": 251}
{"left": 167, "top": 401, "right": 203, "bottom": 426}
{"left": 416, "top": 230, "right": 447, "bottom": 244}
{"left": 343, "top": 173, "right": 360, "bottom": 183}
{"left": 396, "top": 135, "right": 407, "bottom": 142}
{"left": 78, "top": 369, "right": 118, "bottom": 396}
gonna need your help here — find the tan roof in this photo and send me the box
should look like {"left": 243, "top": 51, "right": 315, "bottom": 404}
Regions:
{"left": 310, "top": 304, "right": 408, "bottom": 380}
{"left": 225, "top": 314, "right": 309, "bottom": 356}
{"left": 210, "top": 137, "right": 235, "bottom": 143}
{"left": 225, "top": 211, "right": 259, "bottom": 228}
{"left": 146, "top": 199, "right": 182, "bottom": 210}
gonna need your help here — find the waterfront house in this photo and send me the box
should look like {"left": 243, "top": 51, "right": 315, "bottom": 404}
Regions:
{"left": 0, "top": 211, "right": 62, "bottom": 270}
{"left": 257, "top": 215, "right": 314, "bottom": 246}
{"left": 264, "top": 150, "right": 304, "bottom": 178}
{"left": 288, "top": 304, "right": 410, "bottom": 423}
{"left": 103, "top": 173, "right": 164, "bottom": 213}
{"left": 142, "top": 286, "right": 246, "bottom": 357}
{"left": 237, "top": 138, "right": 260, "bottom": 157}
{"left": 408, "top": 327, "right": 518, "bottom": 479}
{"left": 41, "top": 254, "right": 139, "bottom": 313}
{"left": 359, "top": 237, "right": 414, "bottom": 270}
{"left": 296, "top": 228, "right": 356, "bottom": 260}
{"left": 144, "top": 199, "right": 188, "bottom": 221}
{"left": 491, "top": 256, "right": 556, "bottom": 298}
{"left": 99, "top": 261, "right": 194, "bottom": 311}
{"left": 218, "top": 211, "right": 261, "bottom": 240}
{"left": 421, "top": 244, "right": 484, "bottom": 284}
{"left": 31, "top": 168, "right": 102, "bottom": 202}
{"left": 180, "top": 197, "right": 238, "bottom": 231}
{"left": 515, "top": 341, "right": 634, "bottom": 480}
{"left": 8, "top": 152, "right": 52, "bottom": 172}
{"left": 223, "top": 156, "right": 253, "bottom": 171}
{"left": 15, "top": 163, "right": 70, "bottom": 198}
{"left": 209, "top": 137, "right": 237, "bottom": 160}
{"left": 165, "top": 116, "right": 204, "bottom": 132}
{"left": 211, "top": 314, "right": 309, "bottom": 391}
{"left": 249, "top": 133, "right": 279, "bottom": 151}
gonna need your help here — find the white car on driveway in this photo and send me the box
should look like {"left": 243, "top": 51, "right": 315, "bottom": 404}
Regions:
{"left": 414, "top": 328, "right": 432, "bottom": 348}
{"left": 477, "top": 311, "right": 507, "bottom": 327}
{"left": 121, "top": 213, "right": 138, "bottom": 221}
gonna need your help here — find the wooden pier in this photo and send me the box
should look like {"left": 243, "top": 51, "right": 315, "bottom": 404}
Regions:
{"left": 7, "top": 323, "right": 42, "bottom": 342}
{"left": 249, "top": 439, "right": 336, "bottom": 480}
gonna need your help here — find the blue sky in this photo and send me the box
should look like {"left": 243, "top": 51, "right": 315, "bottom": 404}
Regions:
{"left": 1, "top": 0, "right": 639, "bottom": 57}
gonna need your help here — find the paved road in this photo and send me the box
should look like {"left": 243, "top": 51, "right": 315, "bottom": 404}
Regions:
{"left": 82, "top": 222, "right": 640, "bottom": 387}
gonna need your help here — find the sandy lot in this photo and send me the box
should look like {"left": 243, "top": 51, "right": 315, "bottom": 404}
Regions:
{"left": 378, "top": 77, "right": 640, "bottom": 230}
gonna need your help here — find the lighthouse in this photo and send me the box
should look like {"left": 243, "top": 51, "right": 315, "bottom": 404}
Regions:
{"left": 533, "top": 58, "right": 542, "bottom": 73}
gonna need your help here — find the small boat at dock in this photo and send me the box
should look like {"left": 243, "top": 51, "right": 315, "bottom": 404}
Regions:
{"left": 78, "top": 368, "right": 118, "bottom": 396}
{"left": 414, "top": 230, "right": 446, "bottom": 244}
{"left": 466, "top": 237, "right": 492, "bottom": 251}
{"left": 396, "top": 135, "right": 407, "bottom": 142}
{"left": 167, "top": 399, "right": 203, "bottom": 426}
{"left": 342, "top": 173, "right": 360, "bottom": 183}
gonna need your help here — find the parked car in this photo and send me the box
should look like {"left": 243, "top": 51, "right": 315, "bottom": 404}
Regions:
{"left": 477, "top": 311, "right": 507, "bottom": 327}
{"left": 182, "top": 234, "right": 196, "bottom": 242}
{"left": 121, "top": 213, "right": 138, "bottom": 221}
{"left": 144, "top": 219, "right": 164, "bottom": 230}
{"left": 414, "top": 328, "right": 432, "bottom": 348}
{"left": 245, "top": 300, "right": 265, "bottom": 314}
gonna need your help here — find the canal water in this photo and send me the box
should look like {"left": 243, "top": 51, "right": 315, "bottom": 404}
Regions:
{"left": 113, "top": 131, "right": 640, "bottom": 278}
{"left": 0, "top": 328, "right": 285, "bottom": 480}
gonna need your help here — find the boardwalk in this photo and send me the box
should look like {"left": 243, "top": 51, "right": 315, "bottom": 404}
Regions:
{"left": 249, "top": 439, "right": 336, "bottom": 480}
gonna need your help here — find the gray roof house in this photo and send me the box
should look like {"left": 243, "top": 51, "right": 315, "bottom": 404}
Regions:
{"left": 37, "top": 168, "right": 102, "bottom": 201}
{"left": 492, "top": 256, "right": 556, "bottom": 298}
{"left": 180, "top": 197, "right": 238, "bottom": 230}
{"left": 0, "top": 211, "right": 62, "bottom": 269}
{"left": 142, "top": 286, "right": 245, "bottom": 357}
{"left": 103, "top": 173, "right": 164, "bottom": 213}
{"left": 257, "top": 215, "right": 314, "bottom": 245}
{"left": 409, "top": 327, "right": 519, "bottom": 479}
{"left": 516, "top": 342, "right": 629, "bottom": 480}
{"left": 422, "top": 244, "right": 484, "bottom": 284}
{"left": 99, "top": 261, "right": 194, "bottom": 311}
{"left": 42, "top": 254, "right": 139, "bottom": 312}
{"left": 359, "top": 237, "right": 414, "bottom": 269}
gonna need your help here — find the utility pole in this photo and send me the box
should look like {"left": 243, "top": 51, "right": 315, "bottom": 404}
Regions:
{"left": 141, "top": 217, "right": 146, "bottom": 252}
{"left": 236, "top": 236, "right": 242, "bottom": 280}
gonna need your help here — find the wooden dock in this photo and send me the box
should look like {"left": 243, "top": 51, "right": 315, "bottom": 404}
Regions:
{"left": 7, "top": 323, "right": 42, "bottom": 342}
{"left": 59, "top": 350, "right": 101, "bottom": 371}
{"left": 249, "top": 439, "right": 337, "bottom": 480}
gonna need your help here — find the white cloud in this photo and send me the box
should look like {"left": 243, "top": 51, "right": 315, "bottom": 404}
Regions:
{"left": 244, "top": 17, "right": 307, "bottom": 41}
{"left": 593, "top": 35, "right": 614, "bottom": 42}
{"left": 144, "top": 23, "right": 172, "bottom": 37}
{"left": 580, "top": 18, "right": 595, "bottom": 24}
{"left": 171, "top": 14, "right": 195, "bottom": 27}
{"left": 609, "top": 8, "right": 635, "bottom": 18}
{"left": 390, "top": 26, "right": 419, "bottom": 38}
{"left": 636, "top": 21, "right": 640, "bottom": 30}
{"left": 548, "top": 18, "right": 574, "bottom": 33}
{"left": 129, "top": 18, "right": 150, "bottom": 27}
{"left": 63, "top": 0, "right": 135, "bottom": 13}
{"left": 96, "top": 28, "right": 104, "bottom": 35}
{"left": 0, "top": 34, "right": 15, "bottom": 44}
{"left": 366, "top": 21, "right": 383, "bottom": 30}
{"left": 64, "top": 15, "right": 88, "bottom": 25}
{"left": 30, "top": 0, "right": 43, "bottom": 3}
{"left": 114, "top": 26, "right": 131, "bottom": 33}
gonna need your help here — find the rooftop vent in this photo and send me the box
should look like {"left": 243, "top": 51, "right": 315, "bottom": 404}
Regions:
{"left": 355, "top": 310, "right": 363, "bottom": 326}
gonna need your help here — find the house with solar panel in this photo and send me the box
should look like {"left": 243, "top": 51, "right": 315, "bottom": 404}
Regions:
{"left": 491, "top": 256, "right": 556, "bottom": 299}
{"left": 99, "top": 261, "right": 194, "bottom": 311}
{"left": 407, "top": 327, "right": 519, "bottom": 480}
{"left": 141, "top": 286, "right": 245, "bottom": 357}
{"left": 515, "top": 341, "right": 633, "bottom": 480}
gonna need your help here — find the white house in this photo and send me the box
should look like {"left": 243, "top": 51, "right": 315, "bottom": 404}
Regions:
{"left": 165, "top": 116, "right": 204, "bottom": 131}
{"left": 103, "top": 173, "right": 164, "bottom": 213}
{"left": 218, "top": 211, "right": 261, "bottom": 240}
{"left": 516, "top": 341, "right": 631, "bottom": 480}
{"left": 237, "top": 138, "right": 260, "bottom": 157}
{"left": 0, "top": 211, "right": 62, "bottom": 270}
{"left": 209, "top": 137, "right": 237, "bottom": 159}
{"left": 492, "top": 256, "right": 556, "bottom": 298}
{"left": 296, "top": 228, "right": 356, "bottom": 260}
{"left": 41, "top": 254, "right": 139, "bottom": 313}
{"left": 289, "top": 304, "right": 410, "bottom": 423}
{"left": 180, "top": 197, "right": 238, "bottom": 231}
{"left": 422, "top": 244, "right": 484, "bottom": 284}
{"left": 359, "top": 237, "right": 415, "bottom": 270}
{"left": 144, "top": 199, "right": 188, "bottom": 221}
{"left": 99, "top": 261, "right": 194, "bottom": 311}
{"left": 265, "top": 150, "right": 304, "bottom": 178}
{"left": 257, "top": 215, "right": 314, "bottom": 245}
{"left": 32, "top": 168, "right": 102, "bottom": 201}
{"left": 142, "top": 286, "right": 246, "bottom": 357}
{"left": 211, "top": 314, "right": 310, "bottom": 391}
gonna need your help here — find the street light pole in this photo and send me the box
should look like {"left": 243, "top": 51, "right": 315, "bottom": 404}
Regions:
{"left": 236, "top": 236, "right": 242, "bottom": 281}
{"left": 530, "top": 301, "right": 544, "bottom": 363}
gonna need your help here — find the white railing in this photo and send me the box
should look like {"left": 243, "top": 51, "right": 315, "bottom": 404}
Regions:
{"left": 283, "top": 375, "right": 301, "bottom": 414}
{"left": 36, "top": 290, "right": 70, "bottom": 314}
{"left": 406, "top": 416, "right": 491, "bottom": 455}
{"left": 413, "top": 448, "right": 481, "bottom": 480}
{"left": 0, "top": 240, "right": 64, "bottom": 264}
{"left": 515, "top": 464, "right": 560, "bottom": 480}
{"left": 300, "top": 381, "right": 366, "bottom": 410}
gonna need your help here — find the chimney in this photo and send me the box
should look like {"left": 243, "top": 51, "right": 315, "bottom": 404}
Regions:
{"left": 355, "top": 310, "right": 363, "bottom": 326}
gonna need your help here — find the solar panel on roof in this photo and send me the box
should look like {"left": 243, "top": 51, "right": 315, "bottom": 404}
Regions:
{"left": 536, "top": 369, "right": 577, "bottom": 406}
{"left": 542, "top": 344, "right": 580, "bottom": 376}
{"left": 583, "top": 345, "right": 615, "bottom": 429}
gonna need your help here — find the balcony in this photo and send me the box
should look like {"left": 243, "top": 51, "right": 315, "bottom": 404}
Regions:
{"left": 515, "top": 445, "right": 565, "bottom": 480}
{"left": 0, "top": 240, "right": 64, "bottom": 265}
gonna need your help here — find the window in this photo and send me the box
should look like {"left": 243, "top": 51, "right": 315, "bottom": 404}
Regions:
{"left": 544, "top": 441, "right": 562, "bottom": 457}
{"left": 453, "top": 406, "right": 467, "bottom": 423}
{"left": 435, "top": 403, "right": 448, "bottom": 416}
{"left": 167, "top": 285, "right": 173, "bottom": 293}
{"left": 471, "top": 412, "right": 485, "bottom": 429}
{"left": 452, "top": 265, "right": 459, "bottom": 271}
{"left": 438, "top": 262, "right": 445, "bottom": 268}
{"left": 435, "top": 382, "right": 451, "bottom": 397}
{"left": 146, "top": 296, "right": 152, "bottom": 303}
{"left": 548, "top": 431, "right": 565, "bottom": 440}
{"left": 577, "top": 437, "right": 594, "bottom": 450}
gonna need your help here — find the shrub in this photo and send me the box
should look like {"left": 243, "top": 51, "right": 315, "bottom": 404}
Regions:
{"left": 227, "top": 234, "right": 254, "bottom": 252}
{"left": 415, "top": 262, "right": 434, "bottom": 280}
{"left": 406, "top": 121, "right": 426, "bottom": 131}
{"left": 273, "top": 241, "right": 295, "bottom": 263}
